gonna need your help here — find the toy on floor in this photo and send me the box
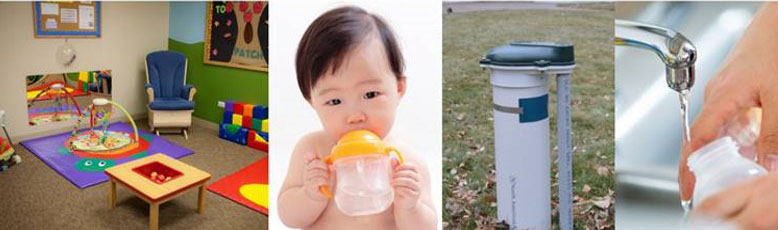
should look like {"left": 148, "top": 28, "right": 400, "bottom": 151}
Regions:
{"left": 217, "top": 100, "right": 268, "bottom": 152}
{"left": 65, "top": 98, "right": 143, "bottom": 159}
{"left": 220, "top": 123, "right": 249, "bottom": 145}
{"left": 27, "top": 82, "right": 83, "bottom": 125}
{"left": 1, "top": 110, "right": 21, "bottom": 172}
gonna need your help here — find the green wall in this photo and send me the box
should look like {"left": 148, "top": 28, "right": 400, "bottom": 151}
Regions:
{"left": 168, "top": 39, "right": 268, "bottom": 124}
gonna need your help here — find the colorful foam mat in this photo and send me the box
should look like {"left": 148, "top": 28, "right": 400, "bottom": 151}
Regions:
{"left": 207, "top": 157, "right": 268, "bottom": 214}
{"left": 20, "top": 122, "right": 193, "bottom": 188}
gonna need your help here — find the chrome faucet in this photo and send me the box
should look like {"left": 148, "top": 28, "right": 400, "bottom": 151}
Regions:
{"left": 616, "top": 19, "right": 697, "bottom": 92}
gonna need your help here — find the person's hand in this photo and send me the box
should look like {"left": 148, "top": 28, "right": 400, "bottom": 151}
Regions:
{"left": 679, "top": 2, "right": 778, "bottom": 203}
{"left": 693, "top": 172, "right": 778, "bottom": 229}
{"left": 303, "top": 152, "right": 330, "bottom": 201}
{"left": 391, "top": 159, "right": 421, "bottom": 211}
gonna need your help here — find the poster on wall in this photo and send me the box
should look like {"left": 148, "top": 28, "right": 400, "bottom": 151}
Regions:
{"left": 33, "top": 2, "right": 101, "bottom": 38}
{"left": 204, "top": 2, "right": 269, "bottom": 72}
{"left": 26, "top": 70, "right": 112, "bottom": 126}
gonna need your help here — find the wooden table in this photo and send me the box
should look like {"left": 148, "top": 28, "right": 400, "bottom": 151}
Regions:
{"left": 105, "top": 154, "right": 210, "bottom": 230}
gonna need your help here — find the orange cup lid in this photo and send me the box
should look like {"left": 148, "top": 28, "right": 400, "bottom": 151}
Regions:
{"left": 325, "top": 130, "right": 399, "bottom": 164}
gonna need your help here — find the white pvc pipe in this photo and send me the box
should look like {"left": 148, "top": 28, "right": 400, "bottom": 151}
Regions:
{"left": 485, "top": 65, "right": 575, "bottom": 230}
{"left": 490, "top": 69, "right": 551, "bottom": 229}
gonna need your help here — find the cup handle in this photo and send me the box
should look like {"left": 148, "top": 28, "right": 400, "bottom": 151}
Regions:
{"left": 386, "top": 146, "right": 404, "bottom": 164}
{"left": 319, "top": 185, "right": 333, "bottom": 199}
{"left": 318, "top": 157, "right": 334, "bottom": 199}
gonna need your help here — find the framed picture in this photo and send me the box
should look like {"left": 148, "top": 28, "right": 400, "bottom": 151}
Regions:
{"left": 204, "top": 1, "right": 268, "bottom": 72}
{"left": 33, "top": 2, "right": 101, "bottom": 38}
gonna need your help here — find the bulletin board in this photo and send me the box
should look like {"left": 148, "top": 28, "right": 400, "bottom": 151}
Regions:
{"left": 204, "top": 1, "right": 268, "bottom": 72}
{"left": 33, "top": 2, "right": 101, "bottom": 38}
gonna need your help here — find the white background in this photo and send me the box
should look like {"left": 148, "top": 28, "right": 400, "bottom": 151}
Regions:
{"left": 269, "top": 0, "right": 442, "bottom": 229}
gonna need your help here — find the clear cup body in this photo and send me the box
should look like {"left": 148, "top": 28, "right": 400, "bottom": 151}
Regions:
{"left": 332, "top": 154, "right": 394, "bottom": 216}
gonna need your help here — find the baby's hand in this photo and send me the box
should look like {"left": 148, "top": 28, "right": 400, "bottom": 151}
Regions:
{"left": 303, "top": 152, "right": 330, "bottom": 201}
{"left": 391, "top": 159, "right": 421, "bottom": 211}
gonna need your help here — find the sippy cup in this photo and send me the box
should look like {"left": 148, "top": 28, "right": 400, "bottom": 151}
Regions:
{"left": 318, "top": 130, "right": 404, "bottom": 216}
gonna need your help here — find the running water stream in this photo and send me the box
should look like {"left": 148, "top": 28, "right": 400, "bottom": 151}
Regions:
{"left": 678, "top": 89, "right": 693, "bottom": 212}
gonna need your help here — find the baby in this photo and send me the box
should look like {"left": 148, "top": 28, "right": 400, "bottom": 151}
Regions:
{"left": 277, "top": 6, "right": 437, "bottom": 230}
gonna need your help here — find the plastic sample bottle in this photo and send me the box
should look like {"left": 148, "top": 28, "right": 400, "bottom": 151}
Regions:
{"left": 688, "top": 136, "right": 767, "bottom": 206}
{"left": 682, "top": 107, "right": 763, "bottom": 210}
{"left": 723, "top": 108, "right": 761, "bottom": 161}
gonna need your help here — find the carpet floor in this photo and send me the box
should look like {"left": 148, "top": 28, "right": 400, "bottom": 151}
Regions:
{"left": 0, "top": 119, "right": 267, "bottom": 229}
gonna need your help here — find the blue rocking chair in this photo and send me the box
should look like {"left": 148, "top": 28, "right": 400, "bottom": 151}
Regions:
{"left": 145, "top": 51, "right": 196, "bottom": 139}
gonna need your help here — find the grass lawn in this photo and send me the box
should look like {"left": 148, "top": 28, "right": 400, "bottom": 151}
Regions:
{"left": 442, "top": 7, "right": 615, "bottom": 230}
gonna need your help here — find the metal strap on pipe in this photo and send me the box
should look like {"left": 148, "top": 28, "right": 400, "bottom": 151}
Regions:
{"left": 492, "top": 103, "right": 521, "bottom": 114}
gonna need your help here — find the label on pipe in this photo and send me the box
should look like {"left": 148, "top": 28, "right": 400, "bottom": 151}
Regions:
{"left": 519, "top": 94, "right": 548, "bottom": 123}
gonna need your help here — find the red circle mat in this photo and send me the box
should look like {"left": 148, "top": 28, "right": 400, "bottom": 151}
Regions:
{"left": 65, "top": 132, "right": 150, "bottom": 159}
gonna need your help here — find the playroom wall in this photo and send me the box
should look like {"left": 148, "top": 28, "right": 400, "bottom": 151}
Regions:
{"left": 0, "top": 2, "right": 169, "bottom": 141}
{"left": 169, "top": 2, "right": 269, "bottom": 125}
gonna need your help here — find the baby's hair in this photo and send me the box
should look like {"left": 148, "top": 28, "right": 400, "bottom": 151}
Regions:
{"left": 296, "top": 6, "right": 404, "bottom": 101}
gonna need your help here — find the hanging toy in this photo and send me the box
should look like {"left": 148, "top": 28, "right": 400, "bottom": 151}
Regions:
{"left": 1, "top": 110, "right": 21, "bottom": 172}
{"left": 102, "top": 112, "right": 111, "bottom": 145}
{"left": 65, "top": 98, "right": 141, "bottom": 159}
{"left": 102, "top": 112, "right": 111, "bottom": 135}
{"left": 72, "top": 121, "right": 78, "bottom": 136}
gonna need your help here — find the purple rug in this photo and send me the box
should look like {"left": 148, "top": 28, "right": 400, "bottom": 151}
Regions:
{"left": 20, "top": 122, "right": 194, "bottom": 189}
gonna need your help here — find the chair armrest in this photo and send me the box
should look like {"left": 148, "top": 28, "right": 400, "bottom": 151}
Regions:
{"left": 145, "top": 84, "right": 155, "bottom": 104}
{"left": 182, "top": 85, "right": 196, "bottom": 101}
{"left": 188, "top": 88, "right": 197, "bottom": 101}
